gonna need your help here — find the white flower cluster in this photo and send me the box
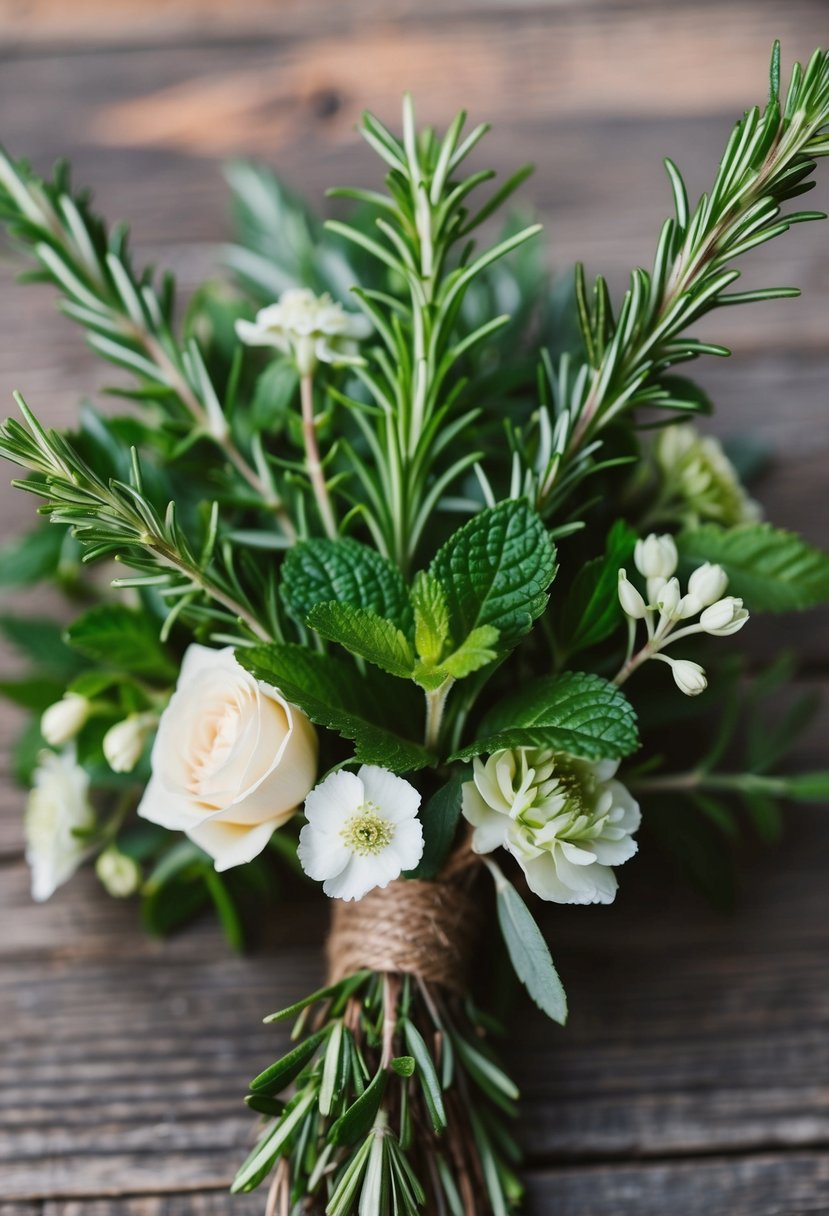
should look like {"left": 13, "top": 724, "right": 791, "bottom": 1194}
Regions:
{"left": 462, "top": 749, "right": 640, "bottom": 905}
{"left": 618, "top": 533, "right": 749, "bottom": 695}
{"left": 654, "top": 424, "right": 760, "bottom": 527}
{"left": 235, "top": 287, "right": 371, "bottom": 376}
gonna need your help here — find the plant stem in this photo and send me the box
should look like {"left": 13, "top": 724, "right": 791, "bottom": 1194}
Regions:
{"left": 631, "top": 769, "right": 790, "bottom": 797}
{"left": 300, "top": 373, "right": 337, "bottom": 539}
{"left": 424, "top": 679, "right": 454, "bottom": 751}
{"left": 613, "top": 640, "right": 655, "bottom": 687}
{"left": 140, "top": 331, "right": 296, "bottom": 539}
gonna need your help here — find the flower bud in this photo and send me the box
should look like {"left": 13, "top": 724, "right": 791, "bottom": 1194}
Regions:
{"left": 634, "top": 533, "right": 678, "bottom": 580}
{"left": 103, "top": 713, "right": 155, "bottom": 774}
{"left": 699, "top": 596, "right": 750, "bottom": 637}
{"left": 95, "top": 846, "right": 141, "bottom": 898}
{"left": 687, "top": 562, "right": 729, "bottom": 609}
{"left": 669, "top": 657, "right": 708, "bottom": 697}
{"left": 41, "top": 693, "right": 90, "bottom": 747}
{"left": 656, "top": 576, "right": 681, "bottom": 620}
{"left": 618, "top": 569, "right": 647, "bottom": 619}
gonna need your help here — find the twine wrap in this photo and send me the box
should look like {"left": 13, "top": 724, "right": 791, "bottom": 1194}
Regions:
{"left": 326, "top": 879, "right": 480, "bottom": 995}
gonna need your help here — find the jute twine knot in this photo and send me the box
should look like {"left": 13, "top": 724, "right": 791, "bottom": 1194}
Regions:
{"left": 326, "top": 879, "right": 481, "bottom": 995}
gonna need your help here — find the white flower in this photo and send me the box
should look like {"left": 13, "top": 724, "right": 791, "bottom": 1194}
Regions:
{"left": 618, "top": 569, "right": 647, "bottom": 619}
{"left": 699, "top": 596, "right": 750, "bottom": 636}
{"left": 298, "top": 765, "right": 424, "bottom": 901}
{"left": 235, "top": 287, "right": 372, "bottom": 376}
{"left": 462, "top": 749, "right": 640, "bottom": 905}
{"left": 655, "top": 576, "right": 681, "bottom": 620}
{"left": 137, "top": 645, "right": 318, "bottom": 872}
{"left": 103, "top": 712, "right": 156, "bottom": 773}
{"left": 654, "top": 424, "right": 761, "bottom": 527}
{"left": 687, "top": 562, "right": 729, "bottom": 609}
{"left": 634, "top": 533, "right": 678, "bottom": 581}
{"left": 41, "top": 693, "right": 90, "bottom": 746}
{"left": 96, "top": 845, "right": 141, "bottom": 898}
{"left": 666, "top": 657, "right": 708, "bottom": 696}
{"left": 25, "top": 750, "right": 94, "bottom": 901}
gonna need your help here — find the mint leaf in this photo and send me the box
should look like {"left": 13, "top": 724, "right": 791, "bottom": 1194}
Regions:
{"left": 281, "top": 537, "right": 412, "bottom": 630}
{"left": 441, "top": 626, "right": 499, "bottom": 678}
{"left": 451, "top": 672, "right": 638, "bottom": 761}
{"left": 412, "top": 570, "right": 450, "bottom": 665}
{"left": 239, "top": 643, "right": 431, "bottom": 772}
{"left": 65, "top": 604, "right": 175, "bottom": 681}
{"left": 430, "top": 501, "right": 557, "bottom": 651}
{"left": 406, "top": 773, "right": 463, "bottom": 879}
{"left": 490, "top": 864, "right": 567, "bottom": 1025}
{"left": 676, "top": 524, "right": 829, "bottom": 612}
{"left": 0, "top": 613, "right": 82, "bottom": 677}
{"left": 306, "top": 602, "right": 414, "bottom": 678}
{"left": 557, "top": 520, "right": 636, "bottom": 656}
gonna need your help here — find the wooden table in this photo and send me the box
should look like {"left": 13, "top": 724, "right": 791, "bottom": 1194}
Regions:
{"left": 1, "top": 3, "right": 828, "bottom": 1212}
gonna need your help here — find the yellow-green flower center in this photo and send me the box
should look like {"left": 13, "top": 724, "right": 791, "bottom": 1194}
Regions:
{"left": 341, "top": 802, "right": 394, "bottom": 856}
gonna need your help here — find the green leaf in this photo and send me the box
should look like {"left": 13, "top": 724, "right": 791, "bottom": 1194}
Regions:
{"left": 306, "top": 602, "right": 414, "bottom": 678}
{"left": 430, "top": 501, "right": 557, "bottom": 651}
{"left": 557, "top": 521, "right": 636, "bottom": 656}
{"left": 412, "top": 570, "right": 450, "bottom": 665}
{"left": 391, "top": 1055, "right": 416, "bottom": 1077}
{"left": 329, "top": 1068, "right": 387, "bottom": 1145}
{"left": 0, "top": 523, "right": 66, "bottom": 587}
{"left": 676, "top": 524, "right": 829, "bottom": 612}
{"left": 203, "top": 869, "right": 245, "bottom": 952}
{"left": 490, "top": 865, "right": 567, "bottom": 1025}
{"left": 451, "top": 672, "right": 639, "bottom": 762}
{"left": 0, "top": 676, "right": 64, "bottom": 712}
{"left": 249, "top": 1029, "right": 328, "bottom": 1095}
{"left": 403, "top": 1020, "right": 447, "bottom": 1132}
{"left": 406, "top": 773, "right": 463, "bottom": 880}
{"left": 231, "top": 1088, "right": 317, "bottom": 1193}
{"left": 65, "top": 604, "right": 176, "bottom": 680}
{"left": 0, "top": 614, "right": 81, "bottom": 676}
{"left": 239, "top": 644, "right": 432, "bottom": 772}
{"left": 441, "top": 626, "right": 500, "bottom": 679}
{"left": 281, "top": 537, "right": 412, "bottom": 631}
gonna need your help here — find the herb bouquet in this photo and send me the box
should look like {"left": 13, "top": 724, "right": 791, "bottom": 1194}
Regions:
{"left": 2, "top": 42, "right": 829, "bottom": 1216}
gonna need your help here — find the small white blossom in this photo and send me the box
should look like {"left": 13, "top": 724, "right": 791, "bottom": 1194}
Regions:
{"left": 634, "top": 533, "right": 678, "bottom": 581}
{"left": 654, "top": 424, "right": 761, "bottom": 527}
{"left": 41, "top": 693, "right": 90, "bottom": 747}
{"left": 25, "top": 750, "right": 94, "bottom": 901}
{"left": 666, "top": 657, "right": 708, "bottom": 696}
{"left": 687, "top": 562, "right": 729, "bottom": 610}
{"left": 462, "top": 749, "right": 640, "bottom": 905}
{"left": 699, "top": 596, "right": 750, "bottom": 636}
{"left": 235, "top": 287, "right": 372, "bottom": 376}
{"left": 103, "top": 712, "right": 156, "bottom": 774}
{"left": 618, "top": 569, "right": 647, "bottom": 619}
{"left": 298, "top": 765, "right": 424, "bottom": 901}
{"left": 655, "top": 576, "right": 681, "bottom": 620}
{"left": 96, "top": 845, "right": 141, "bottom": 898}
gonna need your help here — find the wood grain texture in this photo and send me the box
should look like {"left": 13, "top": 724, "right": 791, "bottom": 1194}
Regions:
{"left": 1, "top": 2, "right": 829, "bottom": 1212}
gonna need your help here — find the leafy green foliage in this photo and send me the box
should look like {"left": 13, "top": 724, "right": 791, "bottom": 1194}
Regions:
{"left": 307, "top": 602, "right": 415, "bottom": 678}
{"left": 281, "top": 537, "right": 412, "bottom": 630}
{"left": 405, "top": 773, "right": 464, "bottom": 879}
{"left": 430, "top": 501, "right": 557, "bottom": 651}
{"left": 676, "top": 523, "right": 829, "bottom": 611}
{"left": 66, "top": 603, "right": 176, "bottom": 681}
{"left": 490, "top": 863, "right": 568, "bottom": 1025}
{"left": 0, "top": 523, "right": 68, "bottom": 587}
{"left": 556, "top": 520, "right": 637, "bottom": 656}
{"left": 453, "top": 672, "right": 639, "bottom": 761}
{"left": 240, "top": 643, "right": 431, "bottom": 771}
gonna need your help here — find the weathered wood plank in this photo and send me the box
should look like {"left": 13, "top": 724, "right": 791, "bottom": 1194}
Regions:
{"left": 526, "top": 1152, "right": 829, "bottom": 1215}
{"left": 2, "top": 770, "right": 828, "bottom": 1197}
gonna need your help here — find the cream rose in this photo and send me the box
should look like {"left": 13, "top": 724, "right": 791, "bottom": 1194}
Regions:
{"left": 137, "top": 645, "right": 318, "bottom": 871}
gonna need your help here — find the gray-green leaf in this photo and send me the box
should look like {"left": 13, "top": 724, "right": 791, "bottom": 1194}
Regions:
{"left": 490, "top": 864, "right": 567, "bottom": 1025}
